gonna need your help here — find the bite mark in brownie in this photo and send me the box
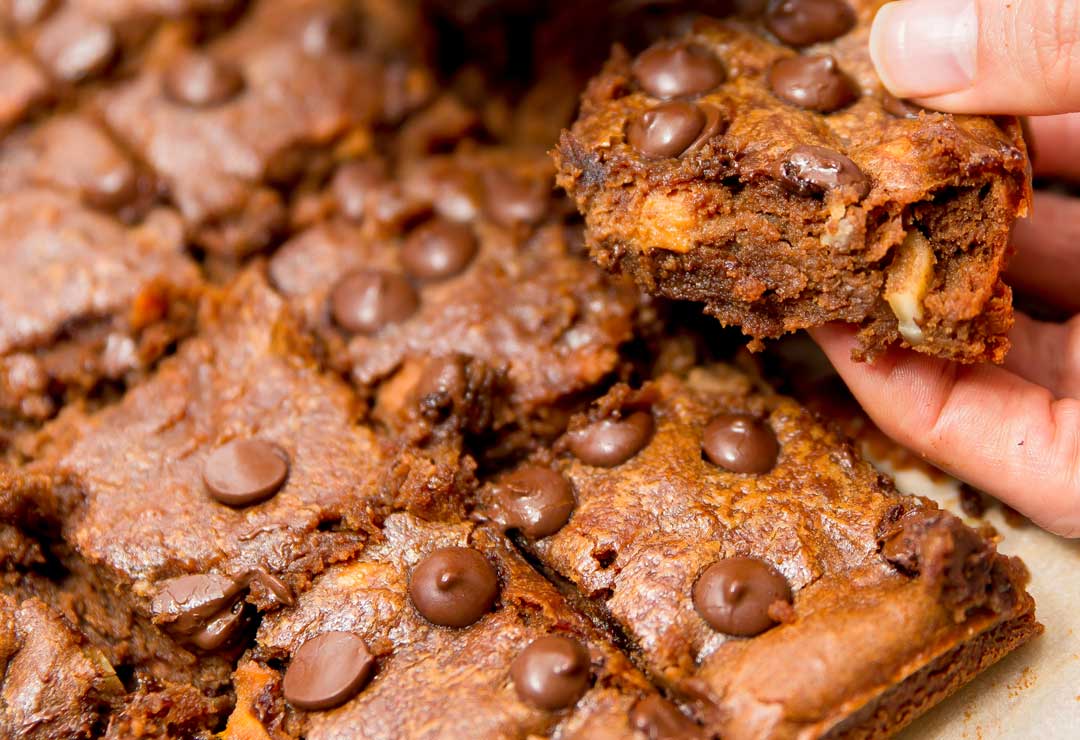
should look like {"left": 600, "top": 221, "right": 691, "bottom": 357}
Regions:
{"left": 221, "top": 513, "right": 690, "bottom": 740}
{"left": 480, "top": 367, "right": 1038, "bottom": 738}
{"left": 554, "top": 1, "right": 1032, "bottom": 363}
{"left": 0, "top": 189, "right": 201, "bottom": 432}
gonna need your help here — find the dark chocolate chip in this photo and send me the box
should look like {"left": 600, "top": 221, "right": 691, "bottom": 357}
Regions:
{"left": 44, "top": 21, "right": 117, "bottom": 82}
{"left": 630, "top": 695, "right": 702, "bottom": 739}
{"left": 495, "top": 466, "right": 576, "bottom": 539}
{"left": 283, "top": 632, "right": 375, "bottom": 710}
{"left": 164, "top": 53, "right": 244, "bottom": 108}
{"left": 301, "top": 8, "right": 359, "bottom": 55}
{"left": 768, "top": 54, "right": 856, "bottom": 112}
{"left": 567, "top": 411, "right": 654, "bottom": 467}
{"left": 203, "top": 439, "right": 289, "bottom": 507}
{"left": 626, "top": 101, "right": 706, "bottom": 159}
{"left": 151, "top": 573, "right": 245, "bottom": 635}
{"left": 330, "top": 270, "right": 419, "bottom": 335}
{"left": 510, "top": 635, "right": 591, "bottom": 710}
{"left": 414, "top": 354, "right": 468, "bottom": 411}
{"left": 882, "top": 93, "right": 923, "bottom": 119}
{"left": 765, "top": 0, "right": 855, "bottom": 47}
{"left": 82, "top": 162, "right": 138, "bottom": 212}
{"left": 693, "top": 557, "right": 792, "bottom": 636}
{"left": 409, "top": 547, "right": 498, "bottom": 628}
{"left": 777, "top": 144, "right": 869, "bottom": 199}
{"left": 633, "top": 42, "right": 726, "bottom": 99}
{"left": 188, "top": 599, "right": 249, "bottom": 651}
{"left": 401, "top": 218, "right": 478, "bottom": 281}
{"left": 8, "top": 0, "right": 58, "bottom": 26}
{"left": 684, "top": 103, "right": 728, "bottom": 155}
{"left": 702, "top": 414, "right": 779, "bottom": 474}
{"left": 250, "top": 570, "right": 295, "bottom": 607}
{"left": 484, "top": 170, "right": 549, "bottom": 227}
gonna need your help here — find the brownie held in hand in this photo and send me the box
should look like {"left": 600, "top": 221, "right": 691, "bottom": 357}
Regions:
{"left": 555, "top": 0, "right": 1031, "bottom": 363}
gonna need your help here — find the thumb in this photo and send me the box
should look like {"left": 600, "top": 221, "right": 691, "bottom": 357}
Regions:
{"left": 870, "top": 0, "right": 1080, "bottom": 114}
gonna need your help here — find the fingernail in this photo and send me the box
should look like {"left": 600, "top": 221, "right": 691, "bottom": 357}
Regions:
{"left": 870, "top": 0, "right": 978, "bottom": 98}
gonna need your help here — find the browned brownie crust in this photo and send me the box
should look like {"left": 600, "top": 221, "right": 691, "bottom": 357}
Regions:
{"left": 0, "top": 189, "right": 202, "bottom": 433}
{"left": 220, "top": 514, "right": 683, "bottom": 740}
{"left": 555, "top": 1, "right": 1032, "bottom": 363}
{"left": 480, "top": 366, "right": 1038, "bottom": 738}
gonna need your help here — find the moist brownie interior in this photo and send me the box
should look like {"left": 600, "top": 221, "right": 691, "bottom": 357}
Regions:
{"left": 0, "top": 1, "right": 1042, "bottom": 738}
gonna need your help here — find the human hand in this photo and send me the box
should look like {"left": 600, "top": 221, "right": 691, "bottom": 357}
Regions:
{"left": 811, "top": 0, "right": 1080, "bottom": 538}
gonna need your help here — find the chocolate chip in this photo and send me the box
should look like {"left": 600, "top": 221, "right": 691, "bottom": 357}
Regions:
{"left": 82, "top": 162, "right": 138, "bottom": 212}
{"left": 627, "top": 102, "right": 706, "bottom": 159}
{"left": 203, "top": 439, "right": 289, "bottom": 507}
{"left": 401, "top": 219, "right": 478, "bottom": 281}
{"left": 283, "top": 632, "right": 375, "bottom": 711}
{"left": 777, "top": 145, "right": 869, "bottom": 199}
{"left": 768, "top": 55, "right": 855, "bottom": 112}
{"left": 567, "top": 411, "right": 654, "bottom": 467}
{"left": 332, "top": 160, "right": 385, "bottom": 221}
{"left": 510, "top": 636, "right": 591, "bottom": 710}
{"left": 630, "top": 696, "right": 701, "bottom": 739}
{"left": 882, "top": 93, "right": 922, "bottom": 119}
{"left": 301, "top": 8, "right": 359, "bottom": 55}
{"left": 330, "top": 270, "right": 419, "bottom": 335}
{"left": 250, "top": 570, "right": 295, "bottom": 607}
{"left": 414, "top": 355, "right": 468, "bottom": 411}
{"left": 495, "top": 466, "right": 575, "bottom": 539}
{"left": 188, "top": 600, "right": 249, "bottom": 651}
{"left": 151, "top": 573, "right": 245, "bottom": 633}
{"left": 692, "top": 557, "right": 792, "bottom": 636}
{"left": 164, "top": 53, "right": 244, "bottom": 108}
{"left": 484, "top": 171, "right": 549, "bottom": 227}
{"left": 633, "top": 42, "right": 726, "bottom": 99}
{"left": 409, "top": 547, "right": 498, "bottom": 628}
{"left": 702, "top": 414, "right": 779, "bottom": 474}
{"left": 765, "top": 0, "right": 855, "bottom": 47}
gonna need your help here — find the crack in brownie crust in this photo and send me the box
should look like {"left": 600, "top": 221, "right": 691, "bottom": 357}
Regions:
{"left": 555, "top": 1, "right": 1032, "bottom": 363}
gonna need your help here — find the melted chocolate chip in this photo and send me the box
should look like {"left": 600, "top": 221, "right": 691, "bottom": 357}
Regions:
{"left": 495, "top": 466, "right": 576, "bottom": 539}
{"left": 330, "top": 270, "right": 419, "bottom": 335}
{"left": 283, "top": 632, "right": 375, "bottom": 710}
{"left": 768, "top": 55, "right": 856, "bottom": 112}
{"left": 765, "top": 0, "right": 855, "bottom": 47}
{"left": 567, "top": 411, "right": 654, "bottom": 467}
{"left": 164, "top": 53, "right": 244, "bottom": 108}
{"left": 882, "top": 93, "right": 923, "bottom": 119}
{"left": 510, "top": 636, "right": 591, "bottom": 710}
{"left": 409, "top": 547, "right": 498, "bottom": 628}
{"left": 301, "top": 8, "right": 359, "bottom": 55}
{"left": 633, "top": 42, "right": 726, "bottom": 99}
{"left": 777, "top": 145, "right": 869, "bottom": 199}
{"left": 189, "top": 600, "right": 249, "bottom": 651}
{"left": 627, "top": 102, "right": 706, "bottom": 158}
{"left": 413, "top": 354, "right": 468, "bottom": 413}
{"left": 401, "top": 218, "right": 478, "bottom": 281}
{"left": 630, "top": 696, "right": 702, "bottom": 739}
{"left": 151, "top": 573, "right": 248, "bottom": 648}
{"left": 702, "top": 414, "right": 779, "bottom": 474}
{"left": 203, "top": 439, "right": 289, "bottom": 507}
{"left": 693, "top": 557, "right": 791, "bottom": 636}
{"left": 484, "top": 170, "right": 549, "bottom": 227}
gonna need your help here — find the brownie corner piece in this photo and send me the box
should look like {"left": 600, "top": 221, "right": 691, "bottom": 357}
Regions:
{"left": 554, "top": 0, "right": 1032, "bottom": 364}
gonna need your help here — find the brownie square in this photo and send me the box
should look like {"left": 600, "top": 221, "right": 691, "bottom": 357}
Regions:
{"left": 555, "top": 1, "right": 1031, "bottom": 363}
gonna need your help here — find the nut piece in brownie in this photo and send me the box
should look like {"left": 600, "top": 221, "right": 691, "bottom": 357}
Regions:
{"left": 96, "top": 0, "right": 434, "bottom": 259}
{"left": 480, "top": 367, "right": 1039, "bottom": 739}
{"left": 555, "top": 0, "right": 1032, "bottom": 363}
{"left": 0, "top": 189, "right": 201, "bottom": 432}
{"left": 271, "top": 146, "right": 648, "bottom": 457}
{"left": 221, "top": 513, "right": 697, "bottom": 740}
{"left": 0, "top": 594, "right": 123, "bottom": 740}
{"left": 6, "top": 270, "right": 475, "bottom": 727}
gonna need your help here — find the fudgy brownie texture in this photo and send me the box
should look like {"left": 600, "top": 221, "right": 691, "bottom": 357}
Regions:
{"left": 0, "top": 189, "right": 201, "bottom": 434}
{"left": 220, "top": 513, "right": 693, "bottom": 740}
{"left": 272, "top": 146, "right": 650, "bottom": 459}
{"left": 480, "top": 366, "right": 1038, "bottom": 738}
{"left": 555, "top": 0, "right": 1032, "bottom": 363}
{"left": 95, "top": 0, "right": 434, "bottom": 259}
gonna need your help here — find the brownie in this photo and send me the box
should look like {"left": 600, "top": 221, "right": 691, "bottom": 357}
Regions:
{"left": 271, "top": 146, "right": 649, "bottom": 457}
{"left": 0, "top": 189, "right": 201, "bottom": 433}
{"left": 555, "top": 0, "right": 1032, "bottom": 363}
{"left": 220, "top": 513, "right": 694, "bottom": 740}
{"left": 480, "top": 367, "right": 1039, "bottom": 738}
{"left": 95, "top": 0, "right": 434, "bottom": 259}
{"left": 0, "top": 594, "right": 123, "bottom": 739}
{"left": 0, "top": 37, "right": 52, "bottom": 131}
